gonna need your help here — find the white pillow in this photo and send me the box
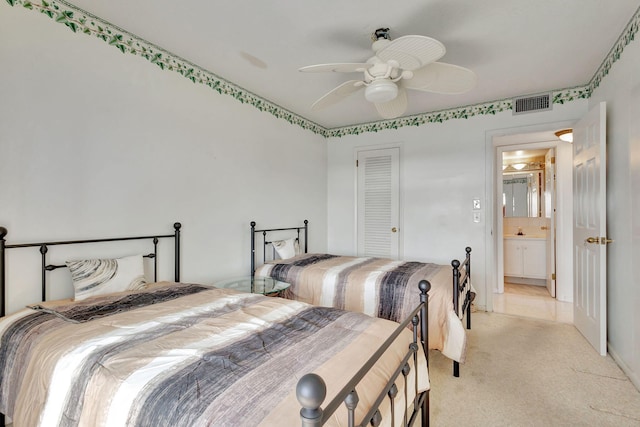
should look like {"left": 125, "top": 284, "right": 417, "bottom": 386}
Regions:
{"left": 66, "top": 254, "right": 147, "bottom": 301}
{"left": 272, "top": 238, "right": 299, "bottom": 260}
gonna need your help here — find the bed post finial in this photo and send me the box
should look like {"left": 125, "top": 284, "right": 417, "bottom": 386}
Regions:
{"left": 466, "top": 246, "right": 471, "bottom": 254}
{"left": 297, "top": 373, "right": 326, "bottom": 427}
{"left": 418, "top": 279, "right": 431, "bottom": 294}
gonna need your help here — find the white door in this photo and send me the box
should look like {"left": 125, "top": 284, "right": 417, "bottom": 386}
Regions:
{"left": 357, "top": 147, "right": 400, "bottom": 258}
{"left": 573, "top": 101, "right": 608, "bottom": 356}
{"left": 545, "top": 149, "right": 556, "bottom": 297}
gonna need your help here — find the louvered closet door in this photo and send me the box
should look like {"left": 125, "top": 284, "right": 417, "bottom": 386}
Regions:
{"left": 357, "top": 147, "right": 400, "bottom": 258}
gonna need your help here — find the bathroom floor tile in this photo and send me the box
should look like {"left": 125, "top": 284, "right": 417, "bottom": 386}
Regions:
{"left": 493, "top": 283, "right": 573, "bottom": 323}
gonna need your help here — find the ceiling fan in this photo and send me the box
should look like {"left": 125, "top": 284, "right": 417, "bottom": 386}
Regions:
{"left": 300, "top": 28, "right": 477, "bottom": 119}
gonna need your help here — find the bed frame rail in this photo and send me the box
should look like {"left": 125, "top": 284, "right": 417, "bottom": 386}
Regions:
{"left": 451, "top": 246, "right": 472, "bottom": 377}
{"left": 251, "top": 220, "right": 308, "bottom": 275}
{"left": 297, "top": 280, "right": 431, "bottom": 427}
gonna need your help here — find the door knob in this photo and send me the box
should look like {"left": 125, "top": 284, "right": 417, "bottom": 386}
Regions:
{"left": 585, "top": 237, "right": 599, "bottom": 244}
{"left": 600, "top": 237, "right": 614, "bottom": 244}
{"left": 391, "top": 227, "right": 397, "bottom": 233}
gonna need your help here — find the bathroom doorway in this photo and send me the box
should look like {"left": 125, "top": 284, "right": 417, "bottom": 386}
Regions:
{"left": 502, "top": 148, "right": 552, "bottom": 291}
{"left": 492, "top": 129, "right": 574, "bottom": 323}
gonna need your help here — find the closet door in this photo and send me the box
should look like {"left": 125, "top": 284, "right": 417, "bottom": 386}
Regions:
{"left": 356, "top": 147, "right": 399, "bottom": 258}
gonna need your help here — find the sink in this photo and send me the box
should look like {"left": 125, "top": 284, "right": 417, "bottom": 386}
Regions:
{"left": 504, "top": 234, "right": 546, "bottom": 239}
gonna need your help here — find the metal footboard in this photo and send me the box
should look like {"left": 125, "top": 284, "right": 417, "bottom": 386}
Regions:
{"left": 452, "top": 246, "right": 472, "bottom": 377}
{"left": 297, "top": 280, "right": 431, "bottom": 427}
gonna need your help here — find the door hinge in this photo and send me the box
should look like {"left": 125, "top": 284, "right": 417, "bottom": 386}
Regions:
{"left": 356, "top": 159, "right": 358, "bottom": 167}
{"left": 551, "top": 273, "right": 556, "bottom": 280}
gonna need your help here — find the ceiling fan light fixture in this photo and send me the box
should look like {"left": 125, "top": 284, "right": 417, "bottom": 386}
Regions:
{"left": 364, "top": 79, "right": 398, "bottom": 103}
{"left": 554, "top": 129, "right": 573, "bottom": 143}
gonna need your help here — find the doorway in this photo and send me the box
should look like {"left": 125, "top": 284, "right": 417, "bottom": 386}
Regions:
{"left": 489, "top": 126, "right": 575, "bottom": 321}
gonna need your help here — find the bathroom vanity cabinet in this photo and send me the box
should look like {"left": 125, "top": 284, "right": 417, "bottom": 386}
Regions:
{"left": 504, "top": 237, "right": 546, "bottom": 279}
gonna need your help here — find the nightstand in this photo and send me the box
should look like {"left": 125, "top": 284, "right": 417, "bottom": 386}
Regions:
{"left": 215, "top": 276, "right": 290, "bottom": 297}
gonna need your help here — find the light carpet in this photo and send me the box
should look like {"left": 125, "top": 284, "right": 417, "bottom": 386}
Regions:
{"left": 429, "top": 312, "right": 640, "bottom": 426}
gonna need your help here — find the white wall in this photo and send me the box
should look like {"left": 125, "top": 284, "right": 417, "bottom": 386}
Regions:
{"left": 2, "top": 2, "right": 638, "bottom": 390}
{"left": 327, "top": 102, "right": 587, "bottom": 311}
{"left": 0, "top": 6, "right": 327, "bottom": 313}
{"left": 589, "top": 35, "right": 640, "bottom": 388}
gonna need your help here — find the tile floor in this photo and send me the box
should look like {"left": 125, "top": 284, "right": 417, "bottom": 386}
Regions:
{"left": 493, "top": 282, "right": 573, "bottom": 323}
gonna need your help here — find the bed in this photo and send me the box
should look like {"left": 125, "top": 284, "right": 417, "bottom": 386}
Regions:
{"left": 251, "top": 220, "right": 473, "bottom": 377}
{"left": 0, "top": 223, "right": 431, "bottom": 426}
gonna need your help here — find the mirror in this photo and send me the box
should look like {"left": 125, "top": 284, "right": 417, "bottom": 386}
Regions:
{"left": 503, "top": 171, "right": 542, "bottom": 217}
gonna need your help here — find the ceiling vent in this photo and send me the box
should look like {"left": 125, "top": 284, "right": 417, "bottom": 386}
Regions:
{"left": 512, "top": 93, "right": 552, "bottom": 115}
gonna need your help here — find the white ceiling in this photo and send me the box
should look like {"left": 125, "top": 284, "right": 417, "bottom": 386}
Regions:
{"left": 65, "top": 0, "right": 640, "bottom": 129}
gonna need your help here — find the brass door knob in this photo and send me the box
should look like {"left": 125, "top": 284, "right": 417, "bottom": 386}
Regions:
{"left": 586, "top": 237, "right": 599, "bottom": 244}
{"left": 600, "top": 237, "right": 614, "bottom": 244}
{"left": 391, "top": 227, "right": 397, "bottom": 233}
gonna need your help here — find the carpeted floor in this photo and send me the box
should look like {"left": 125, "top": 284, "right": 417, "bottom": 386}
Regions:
{"left": 429, "top": 312, "right": 640, "bottom": 426}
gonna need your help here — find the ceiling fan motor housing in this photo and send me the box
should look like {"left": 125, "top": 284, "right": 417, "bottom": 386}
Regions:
{"left": 364, "top": 79, "right": 398, "bottom": 103}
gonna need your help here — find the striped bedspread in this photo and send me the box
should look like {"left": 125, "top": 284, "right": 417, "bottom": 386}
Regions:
{"left": 0, "top": 282, "right": 428, "bottom": 427}
{"left": 254, "top": 253, "right": 467, "bottom": 362}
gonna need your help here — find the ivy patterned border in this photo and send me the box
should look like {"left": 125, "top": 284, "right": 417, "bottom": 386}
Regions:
{"left": 4, "top": 0, "right": 327, "bottom": 136}
{"left": 588, "top": 4, "right": 640, "bottom": 94}
{"left": 5, "top": 0, "right": 640, "bottom": 138}
{"left": 328, "top": 86, "right": 591, "bottom": 137}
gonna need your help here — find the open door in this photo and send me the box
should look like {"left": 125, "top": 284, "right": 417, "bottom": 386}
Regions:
{"left": 545, "top": 148, "right": 556, "bottom": 297}
{"left": 573, "top": 101, "right": 610, "bottom": 356}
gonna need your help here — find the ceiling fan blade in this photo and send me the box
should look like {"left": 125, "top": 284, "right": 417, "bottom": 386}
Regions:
{"left": 311, "top": 80, "right": 363, "bottom": 110}
{"left": 299, "top": 63, "right": 369, "bottom": 73}
{"left": 375, "top": 35, "right": 446, "bottom": 71}
{"left": 374, "top": 86, "right": 408, "bottom": 119}
{"left": 404, "top": 62, "right": 477, "bottom": 94}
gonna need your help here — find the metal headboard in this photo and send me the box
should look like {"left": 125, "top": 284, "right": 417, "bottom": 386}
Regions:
{"left": 0, "top": 222, "right": 182, "bottom": 318}
{"left": 250, "top": 220, "right": 308, "bottom": 275}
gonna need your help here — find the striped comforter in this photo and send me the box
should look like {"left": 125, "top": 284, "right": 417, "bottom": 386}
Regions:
{"left": 0, "top": 282, "right": 428, "bottom": 427}
{"left": 254, "top": 253, "right": 467, "bottom": 362}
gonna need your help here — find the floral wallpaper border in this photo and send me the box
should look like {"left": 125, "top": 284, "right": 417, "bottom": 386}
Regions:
{"left": 4, "top": 0, "right": 327, "bottom": 136}
{"left": 5, "top": 0, "right": 640, "bottom": 138}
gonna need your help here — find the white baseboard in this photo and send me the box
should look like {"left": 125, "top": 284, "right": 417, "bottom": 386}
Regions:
{"left": 608, "top": 343, "right": 640, "bottom": 392}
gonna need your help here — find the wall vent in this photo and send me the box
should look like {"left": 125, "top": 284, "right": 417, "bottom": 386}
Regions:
{"left": 512, "top": 93, "right": 552, "bottom": 115}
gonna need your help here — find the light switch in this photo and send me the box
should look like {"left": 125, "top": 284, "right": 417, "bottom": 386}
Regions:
{"left": 473, "top": 198, "right": 481, "bottom": 210}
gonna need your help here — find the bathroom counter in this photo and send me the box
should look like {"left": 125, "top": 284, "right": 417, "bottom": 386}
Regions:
{"left": 504, "top": 234, "right": 546, "bottom": 240}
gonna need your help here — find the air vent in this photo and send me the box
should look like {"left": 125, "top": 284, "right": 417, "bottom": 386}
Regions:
{"left": 512, "top": 93, "right": 552, "bottom": 115}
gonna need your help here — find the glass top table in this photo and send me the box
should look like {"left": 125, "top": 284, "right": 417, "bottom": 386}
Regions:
{"left": 215, "top": 276, "right": 290, "bottom": 296}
